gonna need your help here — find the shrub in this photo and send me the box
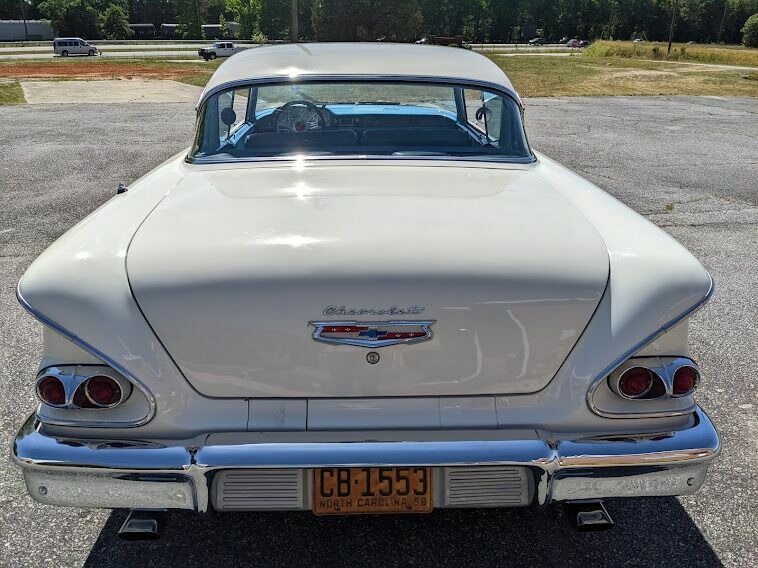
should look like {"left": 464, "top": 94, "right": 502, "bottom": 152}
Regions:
{"left": 742, "top": 14, "right": 758, "bottom": 48}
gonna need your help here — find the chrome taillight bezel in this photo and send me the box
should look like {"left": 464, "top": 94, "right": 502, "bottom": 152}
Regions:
{"left": 34, "top": 366, "right": 132, "bottom": 410}
{"left": 610, "top": 366, "right": 656, "bottom": 399}
{"left": 84, "top": 374, "right": 129, "bottom": 408}
{"left": 35, "top": 374, "right": 68, "bottom": 408}
{"left": 670, "top": 364, "right": 700, "bottom": 398}
{"left": 606, "top": 357, "right": 700, "bottom": 402}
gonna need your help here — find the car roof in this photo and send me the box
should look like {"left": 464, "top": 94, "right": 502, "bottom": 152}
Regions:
{"left": 200, "top": 42, "right": 519, "bottom": 105}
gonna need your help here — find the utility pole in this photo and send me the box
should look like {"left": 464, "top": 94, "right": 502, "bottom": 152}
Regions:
{"left": 667, "top": 0, "right": 680, "bottom": 56}
{"left": 717, "top": 0, "right": 728, "bottom": 45}
{"left": 19, "top": 0, "right": 29, "bottom": 41}
{"left": 290, "top": 0, "right": 298, "bottom": 42}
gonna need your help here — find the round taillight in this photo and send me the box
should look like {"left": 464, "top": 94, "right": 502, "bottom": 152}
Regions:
{"left": 37, "top": 376, "right": 66, "bottom": 406}
{"left": 673, "top": 366, "right": 699, "bottom": 396}
{"left": 85, "top": 375, "right": 122, "bottom": 407}
{"left": 617, "top": 367, "right": 654, "bottom": 399}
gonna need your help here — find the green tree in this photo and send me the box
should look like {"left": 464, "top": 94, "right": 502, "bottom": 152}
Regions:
{"left": 101, "top": 4, "right": 133, "bottom": 39}
{"left": 228, "top": 0, "right": 262, "bottom": 39}
{"left": 37, "top": 0, "right": 100, "bottom": 38}
{"left": 741, "top": 11, "right": 758, "bottom": 44}
{"left": 313, "top": 0, "right": 422, "bottom": 41}
{"left": 177, "top": 0, "right": 206, "bottom": 39}
{"left": 219, "top": 12, "right": 227, "bottom": 37}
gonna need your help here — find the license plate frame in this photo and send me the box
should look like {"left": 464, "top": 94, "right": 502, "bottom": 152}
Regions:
{"left": 313, "top": 467, "right": 433, "bottom": 515}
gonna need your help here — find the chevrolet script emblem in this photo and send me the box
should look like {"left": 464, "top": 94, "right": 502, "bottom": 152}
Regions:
{"left": 309, "top": 321, "right": 435, "bottom": 348}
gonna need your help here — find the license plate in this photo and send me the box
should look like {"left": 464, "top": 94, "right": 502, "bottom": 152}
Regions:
{"left": 313, "top": 467, "right": 432, "bottom": 515}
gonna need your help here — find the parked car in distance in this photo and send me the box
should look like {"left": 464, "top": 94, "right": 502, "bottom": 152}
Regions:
{"left": 579, "top": 40, "right": 591, "bottom": 47}
{"left": 415, "top": 35, "right": 470, "bottom": 48}
{"left": 53, "top": 37, "right": 98, "bottom": 57}
{"left": 566, "top": 38, "right": 582, "bottom": 47}
{"left": 13, "top": 43, "right": 719, "bottom": 535}
{"left": 198, "top": 41, "right": 239, "bottom": 60}
{"left": 633, "top": 38, "right": 645, "bottom": 43}
{"left": 528, "top": 37, "right": 546, "bottom": 45}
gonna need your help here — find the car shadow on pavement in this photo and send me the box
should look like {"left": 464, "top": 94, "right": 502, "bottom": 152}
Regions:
{"left": 83, "top": 497, "right": 722, "bottom": 567}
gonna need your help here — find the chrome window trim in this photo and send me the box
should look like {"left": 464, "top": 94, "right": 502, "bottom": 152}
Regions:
{"left": 197, "top": 75, "right": 525, "bottom": 110}
{"left": 16, "top": 284, "right": 156, "bottom": 428}
{"left": 189, "top": 74, "right": 533, "bottom": 166}
{"left": 587, "top": 273, "right": 714, "bottom": 419}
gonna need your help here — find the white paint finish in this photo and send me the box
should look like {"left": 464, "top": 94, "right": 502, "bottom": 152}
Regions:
{"left": 248, "top": 399, "right": 307, "bottom": 431}
{"left": 201, "top": 43, "right": 517, "bottom": 103}
{"left": 17, "top": 143, "right": 711, "bottom": 437}
{"left": 440, "top": 397, "right": 498, "bottom": 429}
{"left": 307, "top": 398, "right": 441, "bottom": 430}
{"left": 127, "top": 163, "right": 609, "bottom": 398}
{"left": 40, "top": 327, "right": 102, "bottom": 370}
{"left": 17, "top": 151, "right": 249, "bottom": 436}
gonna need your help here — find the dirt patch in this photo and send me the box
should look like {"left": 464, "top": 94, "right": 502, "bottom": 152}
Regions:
{"left": 20, "top": 79, "right": 203, "bottom": 104}
{"left": 605, "top": 69, "right": 680, "bottom": 80}
{"left": 0, "top": 61, "right": 204, "bottom": 81}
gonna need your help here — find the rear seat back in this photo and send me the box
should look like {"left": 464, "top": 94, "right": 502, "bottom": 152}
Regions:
{"left": 360, "top": 127, "right": 473, "bottom": 147}
{"left": 245, "top": 129, "right": 358, "bottom": 149}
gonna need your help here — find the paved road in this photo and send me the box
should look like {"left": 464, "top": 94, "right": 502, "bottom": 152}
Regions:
{"left": 0, "top": 97, "right": 756, "bottom": 567}
{"left": 0, "top": 51, "right": 205, "bottom": 60}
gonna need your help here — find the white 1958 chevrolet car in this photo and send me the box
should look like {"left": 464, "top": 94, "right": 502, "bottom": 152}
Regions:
{"left": 13, "top": 43, "right": 719, "bottom": 536}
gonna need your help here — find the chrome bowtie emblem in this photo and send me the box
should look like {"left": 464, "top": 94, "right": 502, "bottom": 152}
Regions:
{"left": 309, "top": 321, "right": 435, "bottom": 348}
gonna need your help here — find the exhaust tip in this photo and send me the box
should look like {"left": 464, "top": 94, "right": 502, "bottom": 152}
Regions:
{"left": 118, "top": 510, "right": 164, "bottom": 541}
{"left": 562, "top": 500, "right": 614, "bottom": 532}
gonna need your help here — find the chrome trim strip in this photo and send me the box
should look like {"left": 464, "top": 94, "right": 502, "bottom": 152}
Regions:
{"left": 15, "top": 284, "right": 156, "bottom": 428}
{"left": 587, "top": 274, "right": 714, "bottom": 419}
{"left": 189, "top": 154, "right": 538, "bottom": 167}
{"left": 198, "top": 75, "right": 525, "bottom": 110}
{"left": 12, "top": 407, "right": 720, "bottom": 509}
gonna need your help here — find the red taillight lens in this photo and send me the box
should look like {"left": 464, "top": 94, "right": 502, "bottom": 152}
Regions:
{"left": 673, "top": 366, "right": 698, "bottom": 396}
{"left": 617, "top": 367, "right": 653, "bottom": 398}
{"left": 37, "top": 376, "right": 66, "bottom": 406}
{"left": 85, "top": 375, "right": 122, "bottom": 407}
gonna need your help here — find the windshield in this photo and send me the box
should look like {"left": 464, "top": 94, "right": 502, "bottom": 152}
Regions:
{"left": 190, "top": 81, "right": 531, "bottom": 162}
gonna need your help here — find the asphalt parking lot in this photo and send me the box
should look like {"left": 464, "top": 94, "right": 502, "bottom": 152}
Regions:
{"left": 0, "top": 96, "right": 756, "bottom": 567}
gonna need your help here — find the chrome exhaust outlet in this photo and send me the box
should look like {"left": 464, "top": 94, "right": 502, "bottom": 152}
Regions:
{"left": 118, "top": 509, "right": 165, "bottom": 541}
{"left": 562, "top": 500, "right": 614, "bottom": 532}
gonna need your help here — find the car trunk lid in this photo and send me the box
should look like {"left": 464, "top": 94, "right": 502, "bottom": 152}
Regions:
{"left": 127, "top": 163, "right": 608, "bottom": 397}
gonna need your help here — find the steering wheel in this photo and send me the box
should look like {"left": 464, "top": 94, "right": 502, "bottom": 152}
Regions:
{"left": 274, "top": 101, "right": 326, "bottom": 133}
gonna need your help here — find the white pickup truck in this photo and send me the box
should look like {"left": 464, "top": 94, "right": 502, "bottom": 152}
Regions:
{"left": 197, "top": 42, "right": 239, "bottom": 60}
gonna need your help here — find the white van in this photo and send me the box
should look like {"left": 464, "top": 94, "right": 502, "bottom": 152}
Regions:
{"left": 53, "top": 38, "right": 99, "bottom": 57}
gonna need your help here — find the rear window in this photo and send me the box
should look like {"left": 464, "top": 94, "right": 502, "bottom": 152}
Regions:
{"left": 191, "top": 80, "right": 531, "bottom": 162}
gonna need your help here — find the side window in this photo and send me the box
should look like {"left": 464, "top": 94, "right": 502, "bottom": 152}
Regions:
{"left": 216, "top": 88, "right": 250, "bottom": 144}
{"left": 463, "top": 89, "right": 502, "bottom": 147}
{"left": 481, "top": 94, "right": 503, "bottom": 144}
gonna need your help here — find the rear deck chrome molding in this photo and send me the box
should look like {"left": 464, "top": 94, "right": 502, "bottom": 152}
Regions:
{"left": 15, "top": 284, "right": 157, "bottom": 428}
{"left": 12, "top": 407, "right": 720, "bottom": 512}
{"left": 587, "top": 274, "right": 714, "bottom": 419}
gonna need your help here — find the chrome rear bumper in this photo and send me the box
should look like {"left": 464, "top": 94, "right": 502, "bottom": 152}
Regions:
{"left": 12, "top": 407, "right": 720, "bottom": 512}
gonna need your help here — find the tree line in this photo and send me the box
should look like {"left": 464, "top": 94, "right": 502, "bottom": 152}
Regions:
{"left": 1, "top": 0, "right": 756, "bottom": 45}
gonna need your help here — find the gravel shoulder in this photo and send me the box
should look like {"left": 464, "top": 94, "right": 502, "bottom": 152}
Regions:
{"left": 0, "top": 96, "right": 756, "bottom": 567}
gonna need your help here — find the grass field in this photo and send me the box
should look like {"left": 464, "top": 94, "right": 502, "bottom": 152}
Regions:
{"left": 584, "top": 40, "right": 758, "bottom": 67}
{"left": 0, "top": 54, "right": 756, "bottom": 99}
{"left": 0, "top": 81, "right": 25, "bottom": 104}
{"left": 491, "top": 54, "right": 758, "bottom": 97}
